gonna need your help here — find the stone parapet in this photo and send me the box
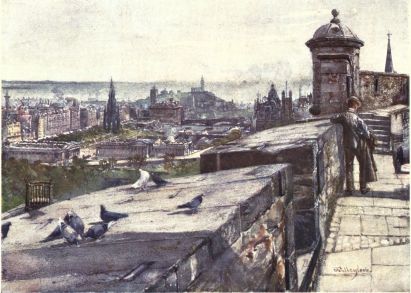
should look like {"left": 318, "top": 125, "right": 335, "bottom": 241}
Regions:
{"left": 200, "top": 119, "right": 345, "bottom": 290}
{"left": 2, "top": 164, "right": 294, "bottom": 292}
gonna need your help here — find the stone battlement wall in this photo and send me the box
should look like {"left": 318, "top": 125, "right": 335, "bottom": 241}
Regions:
{"left": 200, "top": 119, "right": 345, "bottom": 290}
{"left": 2, "top": 164, "right": 296, "bottom": 292}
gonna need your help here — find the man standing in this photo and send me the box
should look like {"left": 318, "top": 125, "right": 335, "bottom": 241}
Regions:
{"left": 331, "top": 96, "right": 378, "bottom": 194}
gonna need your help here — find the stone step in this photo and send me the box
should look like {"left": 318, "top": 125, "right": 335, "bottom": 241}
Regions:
{"left": 363, "top": 119, "right": 391, "bottom": 128}
{"left": 359, "top": 113, "right": 390, "bottom": 121}
{"left": 371, "top": 129, "right": 390, "bottom": 135}
{"left": 374, "top": 134, "right": 390, "bottom": 142}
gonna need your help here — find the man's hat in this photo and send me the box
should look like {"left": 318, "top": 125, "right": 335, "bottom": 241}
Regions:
{"left": 346, "top": 96, "right": 362, "bottom": 107}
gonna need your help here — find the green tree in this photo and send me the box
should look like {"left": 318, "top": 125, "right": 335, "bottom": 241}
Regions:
{"left": 163, "top": 153, "right": 176, "bottom": 172}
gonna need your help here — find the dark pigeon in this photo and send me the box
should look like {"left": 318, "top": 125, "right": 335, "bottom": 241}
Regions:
{"left": 2, "top": 222, "right": 12, "bottom": 240}
{"left": 150, "top": 172, "right": 169, "bottom": 187}
{"left": 64, "top": 210, "right": 85, "bottom": 238}
{"left": 177, "top": 194, "right": 204, "bottom": 211}
{"left": 100, "top": 205, "right": 128, "bottom": 223}
{"left": 58, "top": 218, "right": 81, "bottom": 246}
{"left": 84, "top": 222, "right": 115, "bottom": 239}
{"left": 40, "top": 224, "right": 62, "bottom": 243}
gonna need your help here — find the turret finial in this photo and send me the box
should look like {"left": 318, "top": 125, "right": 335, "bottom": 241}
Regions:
{"left": 331, "top": 9, "right": 340, "bottom": 24}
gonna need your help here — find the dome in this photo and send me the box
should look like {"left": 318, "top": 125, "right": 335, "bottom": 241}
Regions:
{"left": 306, "top": 9, "right": 364, "bottom": 48}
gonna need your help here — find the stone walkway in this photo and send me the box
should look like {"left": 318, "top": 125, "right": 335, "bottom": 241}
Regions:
{"left": 317, "top": 155, "right": 410, "bottom": 292}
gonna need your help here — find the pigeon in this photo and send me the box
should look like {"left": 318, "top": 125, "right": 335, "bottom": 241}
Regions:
{"left": 64, "top": 210, "right": 85, "bottom": 238}
{"left": 58, "top": 218, "right": 81, "bottom": 246}
{"left": 177, "top": 194, "right": 204, "bottom": 211}
{"left": 150, "top": 172, "right": 169, "bottom": 187}
{"left": 100, "top": 205, "right": 129, "bottom": 223}
{"left": 84, "top": 221, "right": 116, "bottom": 239}
{"left": 2, "top": 222, "right": 12, "bottom": 240}
{"left": 40, "top": 224, "right": 62, "bottom": 243}
{"left": 131, "top": 169, "right": 150, "bottom": 190}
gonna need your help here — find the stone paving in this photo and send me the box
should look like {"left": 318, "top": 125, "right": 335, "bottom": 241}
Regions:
{"left": 318, "top": 155, "right": 410, "bottom": 292}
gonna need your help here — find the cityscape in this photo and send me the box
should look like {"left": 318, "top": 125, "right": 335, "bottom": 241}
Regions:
{"left": 1, "top": 1, "right": 410, "bottom": 292}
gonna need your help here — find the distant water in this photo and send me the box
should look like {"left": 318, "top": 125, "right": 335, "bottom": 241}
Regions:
{"left": 1, "top": 80, "right": 311, "bottom": 104}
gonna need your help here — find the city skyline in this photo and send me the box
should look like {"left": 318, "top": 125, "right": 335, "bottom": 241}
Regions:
{"left": 1, "top": 0, "right": 410, "bottom": 82}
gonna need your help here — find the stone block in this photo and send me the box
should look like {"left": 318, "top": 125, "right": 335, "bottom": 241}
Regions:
{"left": 372, "top": 244, "right": 410, "bottom": 266}
{"left": 361, "top": 215, "right": 388, "bottom": 236}
{"left": 373, "top": 198, "right": 409, "bottom": 208}
{"left": 372, "top": 265, "right": 409, "bottom": 292}
{"left": 318, "top": 275, "right": 371, "bottom": 292}
{"left": 339, "top": 216, "right": 361, "bottom": 235}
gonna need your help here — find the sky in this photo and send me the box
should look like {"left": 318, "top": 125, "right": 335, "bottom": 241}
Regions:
{"left": 1, "top": 0, "right": 410, "bottom": 82}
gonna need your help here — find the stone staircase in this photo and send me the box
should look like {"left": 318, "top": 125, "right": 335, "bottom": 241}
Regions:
{"left": 359, "top": 113, "right": 391, "bottom": 154}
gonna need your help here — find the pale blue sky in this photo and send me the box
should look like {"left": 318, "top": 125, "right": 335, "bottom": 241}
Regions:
{"left": 1, "top": 0, "right": 409, "bottom": 82}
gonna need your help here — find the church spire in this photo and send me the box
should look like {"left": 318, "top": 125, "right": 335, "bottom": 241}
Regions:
{"left": 200, "top": 76, "right": 205, "bottom": 91}
{"left": 385, "top": 32, "right": 394, "bottom": 73}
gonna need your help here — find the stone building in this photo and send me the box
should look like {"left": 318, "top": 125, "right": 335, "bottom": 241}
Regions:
{"left": 44, "top": 108, "right": 71, "bottom": 136}
{"left": 103, "top": 79, "right": 121, "bottom": 133}
{"left": 4, "top": 121, "right": 22, "bottom": 143}
{"left": 80, "top": 107, "right": 100, "bottom": 129}
{"left": 152, "top": 141, "right": 193, "bottom": 157}
{"left": 179, "top": 77, "right": 238, "bottom": 119}
{"left": 253, "top": 83, "right": 294, "bottom": 131}
{"left": 306, "top": 9, "right": 409, "bottom": 116}
{"left": 281, "top": 88, "right": 293, "bottom": 122}
{"left": 358, "top": 34, "right": 409, "bottom": 110}
{"left": 3, "top": 141, "right": 80, "bottom": 164}
{"left": 359, "top": 71, "right": 409, "bottom": 111}
{"left": 149, "top": 98, "right": 184, "bottom": 125}
{"left": 95, "top": 139, "right": 153, "bottom": 159}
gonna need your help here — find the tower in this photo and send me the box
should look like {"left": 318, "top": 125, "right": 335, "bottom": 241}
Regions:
{"left": 200, "top": 76, "right": 205, "bottom": 91}
{"left": 306, "top": 9, "right": 364, "bottom": 115}
{"left": 4, "top": 89, "right": 10, "bottom": 118}
{"left": 103, "top": 78, "right": 120, "bottom": 133}
{"left": 385, "top": 32, "right": 394, "bottom": 73}
{"left": 150, "top": 85, "right": 158, "bottom": 105}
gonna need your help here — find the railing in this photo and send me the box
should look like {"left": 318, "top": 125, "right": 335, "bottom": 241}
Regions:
{"left": 25, "top": 180, "right": 53, "bottom": 211}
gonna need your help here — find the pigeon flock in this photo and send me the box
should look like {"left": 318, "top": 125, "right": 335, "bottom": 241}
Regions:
{"left": 37, "top": 205, "right": 128, "bottom": 246}
{"left": 2, "top": 169, "right": 205, "bottom": 246}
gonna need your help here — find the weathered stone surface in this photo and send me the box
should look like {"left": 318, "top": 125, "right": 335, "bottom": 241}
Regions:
{"left": 372, "top": 265, "right": 410, "bottom": 292}
{"left": 318, "top": 275, "right": 371, "bottom": 292}
{"left": 372, "top": 244, "right": 410, "bottom": 266}
{"left": 321, "top": 249, "right": 371, "bottom": 276}
{"left": 361, "top": 215, "right": 388, "bottom": 236}
{"left": 2, "top": 164, "right": 291, "bottom": 292}
{"left": 339, "top": 216, "right": 361, "bottom": 235}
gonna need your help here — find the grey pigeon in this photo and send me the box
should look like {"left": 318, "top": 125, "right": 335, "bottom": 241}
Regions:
{"left": 177, "top": 194, "right": 204, "bottom": 211}
{"left": 100, "top": 205, "right": 128, "bottom": 223}
{"left": 84, "top": 221, "right": 116, "bottom": 239}
{"left": 2, "top": 222, "right": 11, "bottom": 240}
{"left": 150, "top": 172, "right": 169, "bottom": 187}
{"left": 40, "top": 225, "right": 62, "bottom": 243}
{"left": 58, "top": 218, "right": 81, "bottom": 246}
{"left": 64, "top": 210, "right": 85, "bottom": 238}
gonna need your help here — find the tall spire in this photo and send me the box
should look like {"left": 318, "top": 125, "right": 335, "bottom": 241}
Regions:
{"left": 385, "top": 32, "right": 394, "bottom": 73}
{"left": 200, "top": 76, "right": 205, "bottom": 91}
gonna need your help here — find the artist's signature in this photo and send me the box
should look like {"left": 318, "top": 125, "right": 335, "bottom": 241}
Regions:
{"left": 333, "top": 266, "right": 370, "bottom": 273}
{"left": 333, "top": 266, "right": 371, "bottom": 279}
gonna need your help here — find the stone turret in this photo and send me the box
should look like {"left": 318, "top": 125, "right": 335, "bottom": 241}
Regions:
{"left": 306, "top": 9, "right": 364, "bottom": 115}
